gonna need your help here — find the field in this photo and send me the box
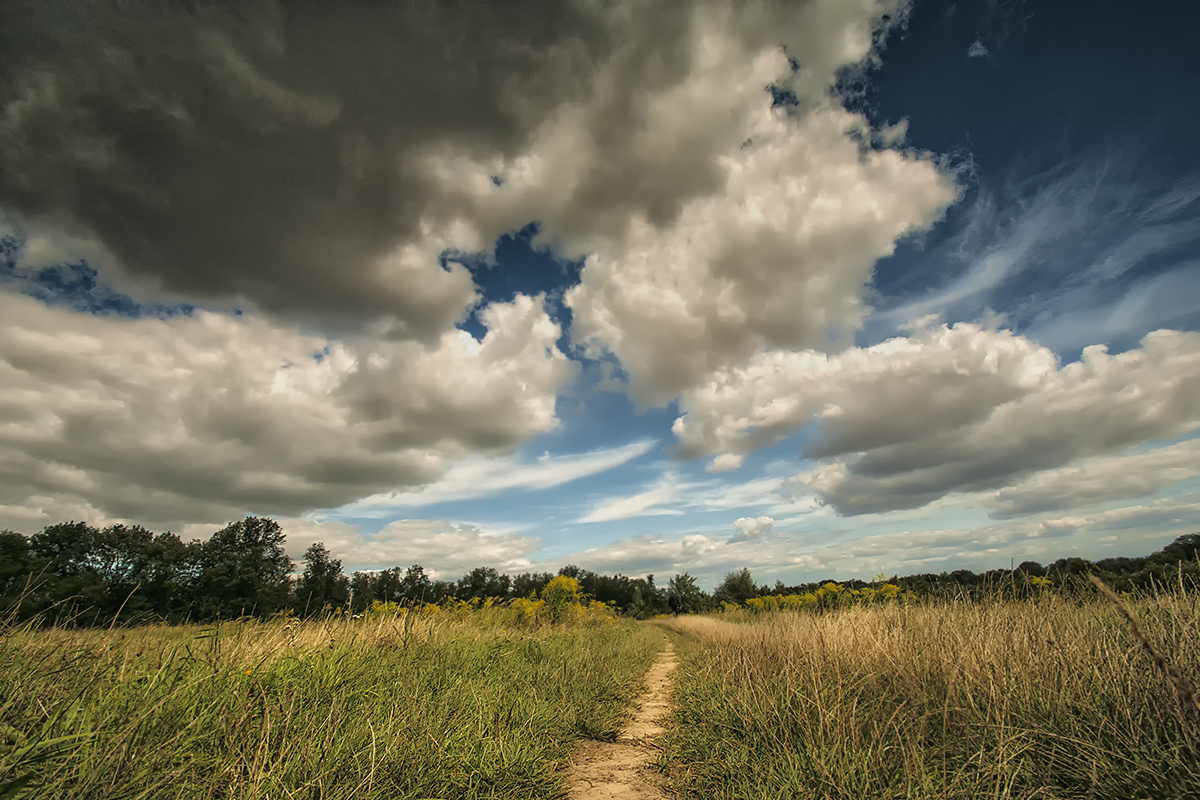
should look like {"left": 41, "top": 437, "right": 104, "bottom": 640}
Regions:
{"left": 658, "top": 586, "right": 1200, "bottom": 800}
{"left": 3, "top": 586, "right": 1199, "bottom": 800}
{"left": 0, "top": 609, "right": 661, "bottom": 799}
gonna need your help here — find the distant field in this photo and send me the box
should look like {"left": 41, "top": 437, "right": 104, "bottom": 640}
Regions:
{"left": 658, "top": 589, "right": 1200, "bottom": 800}
{"left": 0, "top": 611, "right": 661, "bottom": 799}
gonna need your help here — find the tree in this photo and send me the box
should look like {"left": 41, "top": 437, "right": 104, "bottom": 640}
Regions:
{"left": 371, "top": 568, "right": 403, "bottom": 604}
{"left": 139, "top": 531, "right": 198, "bottom": 622}
{"left": 668, "top": 573, "right": 708, "bottom": 613}
{"left": 1048, "top": 557, "right": 1094, "bottom": 579}
{"left": 714, "top": 567, "right": 757, "bottom": 604}
{"left": 294, "top": 542, "right": 350, "bottom": 616}
{"left": 0, "top": 531, "right": 34, "bottom": 610}
{"left": 457, "top": 567, "right": 510, "bottom": 600}
{"left": 510, "top": 571, "right": 553, "bottom": 598}
{"left": 399, "top": 564, "right": 433, "bottom": 604}
{"left": 349, "top": 571, "right": 376, "bottom": 613}
{"left": 1158, "top": 534, "right": 1200, "bottom": 565}
{"left": 193, "top": 517, "right": 292, "bottom": 619}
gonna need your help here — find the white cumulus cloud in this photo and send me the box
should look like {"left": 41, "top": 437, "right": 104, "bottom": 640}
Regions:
{"left": 673, "top": 323, "right": 1200, "bottom": 515}
{"left": 730, "top": 515, "right": 775, "bottom": 542}
{"left": 0, "top": 291, "right": 575, "bottom": 532}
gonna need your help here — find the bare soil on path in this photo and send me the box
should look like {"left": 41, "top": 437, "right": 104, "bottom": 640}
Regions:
{"left": 566, "top": 635, "right": 677, "bottom": 799}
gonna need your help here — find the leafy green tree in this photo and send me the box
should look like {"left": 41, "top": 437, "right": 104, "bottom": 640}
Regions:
{"left": 457, "top": 566, "right": 510, "bottom": 600}
{"left": 349, "top": 571, "right": 376, "bottom": 612}
{"left": 294, "top": 542, "right": 350, "bottom": 616}
{"left": 714, "top": 567, "right": 757, "bottom": 604}
{"left": 668, "top": 572, "right": 708, "bottom": 613}
{"left": 0, "top": 531, "right": 35, "bottom": 610}
{"left": 399, "top": 565, "right": 433, "bottom": 604}
{"left": 141, "top": 532, "right": 200, "bottom": 621}
{"left": 369, "top": 568, "right": 403, "bottom": 604}
{"left": 510, "top": 571, "right": 553, "bottom": 598}
{"left": 29, "top": 521, "right": 96, "bottom": 578}
{"left": 20, "top": 522, "right": 197, "bottom": 622}
{"left": 1158, "top": 533, "right": 1200, "bottom": 565}
{"left": 193, "top": 517, "right": 292, "bottom": 619}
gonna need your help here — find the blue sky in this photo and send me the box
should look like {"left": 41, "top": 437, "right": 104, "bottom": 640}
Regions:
{"left": 1, "top": 0, "right": 1199, "bottom": 588}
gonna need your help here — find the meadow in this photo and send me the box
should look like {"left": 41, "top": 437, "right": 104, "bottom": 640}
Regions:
{"left": 657, "top": 582, "right": 1200, "bottom": 800}
{"left": 0, "top": 603, "right": 661, "bottom": 799}
{"left": 5, "top": 578, "right": 1199, "bottom": 800}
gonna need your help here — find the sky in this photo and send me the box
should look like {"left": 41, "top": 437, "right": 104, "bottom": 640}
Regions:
{"left": 2, "top": 0, "right": 1199, "bottom": 589}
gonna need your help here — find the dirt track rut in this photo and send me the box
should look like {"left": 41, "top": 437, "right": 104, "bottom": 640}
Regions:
{"left": 565, "top": 636, "right": 677, "bottom": 799}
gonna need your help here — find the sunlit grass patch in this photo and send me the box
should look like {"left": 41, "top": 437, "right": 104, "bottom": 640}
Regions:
{"left": 658, "top": 588, "right": 1200, "bottom": 799}
{"left": 0, "top": 612, "right": 661, "bottom": 799}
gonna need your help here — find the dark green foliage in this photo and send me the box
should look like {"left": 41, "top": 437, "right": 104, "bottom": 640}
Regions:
{"left": 348, "top": 570, "right": 376, "bottom": 612}
{"left": 8, "top": 522, "right": 198, "bottom": 623}
{"left": 668, "top": 572, "right": 710, "bottom": 613}
{"left": 714, "top": 567, "right": 757, "bottom": 604}
{"left": 293, "top": 542, "right": 350, "bottom": 617}
{"left": 189, "top": 516, "right": 292, "bottom": 620}
{"left": 510, "top": 571, "right": 554, "bottom": 598}
{"left": 0, "top": 531, "right": 34, "bottom": 597}
{"left": 555, "top": 566, "right": 668, "bottom": 618}
{"left": 456, "top": 566, "right": 510, "bottom": 600}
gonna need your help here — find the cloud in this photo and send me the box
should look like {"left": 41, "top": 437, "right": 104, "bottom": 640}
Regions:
{"left": 683, "top": 476, "right": 791, "bottom": 512}
{"left": 562, "top": 2, "right": 958, "bottom": 405}
{"left": 983, "top": 438, "right": 1200, "bottom": 518}
{"left": 540, "top": 528, "right": 821, "bottom": 584}
{"left": 177, "top": 515, "right": 541, "bottom": 579}
{"left": 866, "top": 155, "right": 1200, "bottom": 350}
{"left": 830, "top": 495, "right": 1200, "bottom": 569}
{"left": 328, "top": 438, "right": 657, "bottom": 514}
{"left": 535, "top": 492, "right": 1200, "bottom": 587}
{"left": 730, "top": 515, "right": 774, "bottom": 542}
{"left": 577, "top": 472, "right": 700, "bottom": 524}
{"left": 0, "top": 291, "right": 574, "bottom": 532}
{"left": 284, "top": 517, "right": 542, "bottom": 578}
{"left": 967, "top": 40, "right": 989, "bottom": 58}
{"left": 0, "top": 1, "right": 632, "bottom": 334}
{"left": 673, "top": 323, "right": 1200, "bottom": 514}
{"left": 0, "top": 0, "right": 933, "bottom": 352}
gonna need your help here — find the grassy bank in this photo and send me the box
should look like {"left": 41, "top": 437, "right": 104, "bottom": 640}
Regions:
{"left": 0, "top": 612, "right": 662, "bottom": 799}
{"left": 659, "top": 589, "right": 1200, "bottom": 800}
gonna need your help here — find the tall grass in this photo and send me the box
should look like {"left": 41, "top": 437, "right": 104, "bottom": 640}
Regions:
{"left": 0, "top": 611, "right": 662, "bottom": 799}
{"left": 659, "top": 588, "right": 1200, "bottom": 799}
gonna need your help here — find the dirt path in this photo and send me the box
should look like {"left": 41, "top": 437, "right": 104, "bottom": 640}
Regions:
{"left": 566, "top": 635, "right": 677, "bottom": 799}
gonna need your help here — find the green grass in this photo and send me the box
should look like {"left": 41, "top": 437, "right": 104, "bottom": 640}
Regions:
{"left": 0, "top": 613, "right": 662, "bottom": 799}
{"left": 657, "top": 590, "right": 1200, "bottom": 800}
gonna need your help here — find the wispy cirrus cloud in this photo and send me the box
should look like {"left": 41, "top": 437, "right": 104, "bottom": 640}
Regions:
{"left": 330, "top": 438, "right": 658, "bottom": 517}
{"left": 576, "top": 471, "right": 697, "bottom": 524}
{"left": 866, "top": 155, "right": 1200, "bottom": 350}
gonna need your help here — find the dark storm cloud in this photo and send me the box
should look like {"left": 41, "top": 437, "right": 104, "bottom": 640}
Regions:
{"left": 0, "top": 0, "right": 699, "bottom": 335}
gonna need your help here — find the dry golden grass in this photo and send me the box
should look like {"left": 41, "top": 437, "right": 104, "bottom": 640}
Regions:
{"left": 658, "top": 590, "right": 1200, "bottom": 799}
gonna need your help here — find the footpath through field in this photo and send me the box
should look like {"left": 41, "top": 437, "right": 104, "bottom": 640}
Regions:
{"left": 566, "top": 633, "right": 677, "bottom": 799}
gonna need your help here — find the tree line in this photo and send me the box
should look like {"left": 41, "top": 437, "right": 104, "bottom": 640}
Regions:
{"left": 0, "top": 517, "right": 701, "bottom": 624}
{"left": 2, "top": 516, "right": 1197, "bottom": 626}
